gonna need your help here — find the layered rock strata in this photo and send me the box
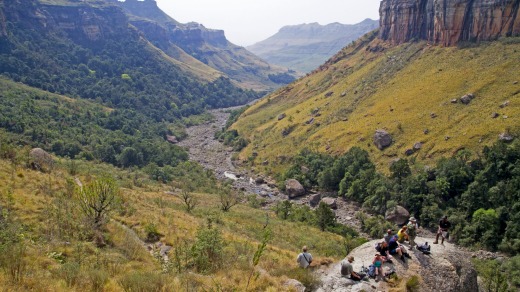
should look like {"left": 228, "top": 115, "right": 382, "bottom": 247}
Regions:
{"left": 380, "top": 0, "right": 520, "bottom": 46}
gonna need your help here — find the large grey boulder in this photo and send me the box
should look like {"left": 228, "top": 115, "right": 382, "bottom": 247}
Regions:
{"left": 285, "top": 179, "right": 305, "bottom": 198}
{"left": 29, "top": 148, "right": 54, "bottom": 172}
{"left": 373, "top": 130, "right": 392, "bottom": 150}
{"left": 385, "top": 205, "right": 410, "bottom": 225}
{"left": 321, "top": 197, "right": 338, "bottom": 210}
{"left": 283, "top": 279, "right": 305, "bottom": 292}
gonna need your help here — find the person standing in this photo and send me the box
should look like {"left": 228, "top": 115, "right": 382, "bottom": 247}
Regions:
{"left": 296, "top": 246, "right": 313, "bottom": 268}
{"left": 434, "top": 216, "right": 451, "bottom": 244}
{"left": 407, "top": 217, "right": 419, "bottom": 249}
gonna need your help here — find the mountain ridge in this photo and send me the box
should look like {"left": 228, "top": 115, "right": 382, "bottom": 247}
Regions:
{"left": 248, "top": 19, "right": 379, "bottom": 73}
{"left": 115, "top": 0, "right": 297, "bottom": 91}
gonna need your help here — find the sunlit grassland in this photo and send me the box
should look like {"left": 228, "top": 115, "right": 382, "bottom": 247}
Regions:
{"left": 0, "top": 156, "right": 345, "bottom": 290}
{"left": 233, "top": 36, "right": 520, "bottom": 176}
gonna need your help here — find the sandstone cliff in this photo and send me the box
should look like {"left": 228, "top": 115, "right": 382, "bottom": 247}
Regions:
{"left": 379, "top": 0, "right": 520, "bottom": 46}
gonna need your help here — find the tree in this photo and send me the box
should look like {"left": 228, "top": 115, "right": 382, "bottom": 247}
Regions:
{"left": 219, "top": 187, "right": 239, "bottom": 212}
{"left": 315, "top": 202, "right": 336, "bottom": 231}
{"left": 75, "top": 178, "right": 119, "bottom": 230}
{"left": 179, "top": 189, "right": 198, "bottom": 213}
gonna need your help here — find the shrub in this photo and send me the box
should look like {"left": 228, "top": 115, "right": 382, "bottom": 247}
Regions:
{"left": 144, "top": 223, "right": 161, "bottom": 243}
{"left": 406, "top": 275, "right": 420, "bottom": 292}
{"left": 191, "top": 222, "right": 225, "bottom": 273}
{"left": 58, "top": 262, "right": 81, "bottom": 287}
{"left": 119, "top": 272, "right": 167, "bottom": 292}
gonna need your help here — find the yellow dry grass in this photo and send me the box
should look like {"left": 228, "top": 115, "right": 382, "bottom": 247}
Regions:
{"left": 233, "top": 36, "right": 520, "bottom": 176}
{"left": 0, "top": 157, "right": 345, "bottom": 291}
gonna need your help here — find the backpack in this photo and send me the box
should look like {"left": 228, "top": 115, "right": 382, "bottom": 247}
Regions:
{"left": 367, "top": 264, "right": 376, "bottom": 278}
{"left": 417, "top": 242, "right": 431, "bottom": 254}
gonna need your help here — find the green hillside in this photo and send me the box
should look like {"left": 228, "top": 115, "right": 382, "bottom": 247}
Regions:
{"left": 233, "top": 32, "right": 520, "bottom": 175}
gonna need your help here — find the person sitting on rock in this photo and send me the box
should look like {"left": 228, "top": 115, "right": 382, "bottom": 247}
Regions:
{"left": 434, "top": 215, "right": 451, "bottom": 244}
{"left": 397, "top": 225, "right": 409, "bottom": 243}
{"left": 340, "top": 256, "right": 366, "bottom": 281}
{"left": 296, "top": 246, "right": 313, "bottom": 268}
{"left": 372, "top": 254, "right": 384, "bottom": 281}
{"left": 389, "top": 235, "right": 411, "bottom": 262}
{"left": 406, "top": 217, "right": 419, "bottom": 249}
{"left": 384, "top": 229, "right": 394, "bottom": 243}
{"left": 375, "top": 241, "right": 393, "bottom": 263}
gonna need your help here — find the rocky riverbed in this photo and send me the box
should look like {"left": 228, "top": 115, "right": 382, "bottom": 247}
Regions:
{"left": 177, "top": 107, "right": 282, "bottom": 202}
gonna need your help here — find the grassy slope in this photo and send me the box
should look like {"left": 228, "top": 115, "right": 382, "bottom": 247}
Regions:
{"left": 233, "top": 33, "right": 520, "bottom": 175}
{"left": 0, "top": 155, "right": 344, "bottom": 291}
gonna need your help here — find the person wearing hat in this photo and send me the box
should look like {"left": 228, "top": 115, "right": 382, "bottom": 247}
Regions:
{"left": 340, "top": 256, "right": 365, "bottom": 281}
{"left": 406, "top": 217, "right": 419, "bottom": 249}
{"left": 296, "top": 246, "right": 313, "bottom": 268}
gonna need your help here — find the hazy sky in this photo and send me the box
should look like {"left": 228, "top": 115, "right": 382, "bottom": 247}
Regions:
{"left": 155, "top": 0, "right": 381, "bottom": 46}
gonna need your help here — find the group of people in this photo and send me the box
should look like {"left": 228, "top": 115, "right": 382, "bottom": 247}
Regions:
{"left": 297, "top": 215, "right": 452, "bottom": 283}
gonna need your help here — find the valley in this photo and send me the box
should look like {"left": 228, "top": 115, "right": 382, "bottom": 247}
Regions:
{"left": 0, "top": 0, "right": 519, "bottom": 291}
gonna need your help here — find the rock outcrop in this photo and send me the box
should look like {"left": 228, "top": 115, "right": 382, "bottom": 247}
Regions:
{"left": 379, "top": 0, "right": 520, "bottom": 46}
{"left": 29, "top": 148, "right": 54, "bottom": 172}
{"left": 373, "top": 129, "right": 393, "bottom": 150}
{"left": 317, "top": 237, "right": 479, "bottom": 292}
{"left": 285, "top": 179, "right": 305, "bottom": 198}
{"left": 385, "top": 205, "right": 410, "bottom": 225}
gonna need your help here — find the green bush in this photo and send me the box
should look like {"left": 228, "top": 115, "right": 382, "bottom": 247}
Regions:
{"left": 191, "top": 223, "right": 225, "bottom": 273}
{"left": 406, "top": 275, "right": 420, "bottom": 292}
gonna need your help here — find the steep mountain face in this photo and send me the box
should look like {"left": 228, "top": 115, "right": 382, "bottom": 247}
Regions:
{"left": 116, "top": 0, "right": 297, "bottom": 91}
{"left": 380, "top": 0, "right": 520, "bottom": 46}
{"left": 247, "top": 19, "right": 379, "bottom": 73}
{"left": 0, "top": 0, "right": 260, "bottom": 119}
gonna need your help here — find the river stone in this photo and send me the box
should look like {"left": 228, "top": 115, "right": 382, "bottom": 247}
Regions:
{"left": 285, "top": 179, "right": 305, "bottom": 198}
{"left": 309, "top": 194, "right": 321, "bottom": 207}
{"left": 385, "top": 205, "right": 410, "bottom": 225}
{"left": 373, "top": 129, "right": 392, "bottom": 150}
{"left": 321, "top": 197, "right": 337, "bottom": 209}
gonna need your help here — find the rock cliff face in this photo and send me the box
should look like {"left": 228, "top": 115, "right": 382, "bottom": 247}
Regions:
{"left": 379, "top": 0, "right": 520, "bottom": 46}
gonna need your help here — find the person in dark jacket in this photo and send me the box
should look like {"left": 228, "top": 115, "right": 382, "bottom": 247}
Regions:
{"left": 434, "top": 216, "right": 451, "bottom": 244}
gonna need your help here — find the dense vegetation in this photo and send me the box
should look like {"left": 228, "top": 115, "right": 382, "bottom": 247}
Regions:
{"left": 281, "top": 141, "right": 520, "bottom": 255}
{"left": 0, "top": 0, "right": 261, "bottom": 122}
{"left": 0, "top": 79, "right": 189, "bottom": 175}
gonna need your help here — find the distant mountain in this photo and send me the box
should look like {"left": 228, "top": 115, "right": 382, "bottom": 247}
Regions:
{"left": 115, "top": 0, "right": 297, "bottom": 91}
{"left": 247, "top": 19, "right": 379, "bottom": 73}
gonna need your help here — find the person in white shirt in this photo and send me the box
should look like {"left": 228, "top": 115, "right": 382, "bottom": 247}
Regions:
{"left": 296, "top": 246, "right": 313, "bottom": 268}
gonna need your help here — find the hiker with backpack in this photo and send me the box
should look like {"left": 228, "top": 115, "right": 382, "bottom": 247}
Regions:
{"left": 406, "top": 217, "right": 419, "bottom": 249}
{"left": 296, "top": 246, "right": 313, "bottom": 268}
{"left": 340, "top": 256, "right": 366, "bottom": 281}
{"left": 389, "top": 235, "right": 411, "bottom": 262}
{"left": 375, "top": 241, "right": 393, "bottom": 263}
{"left": 434, "top": 216, "right": 451, "bottom": 244}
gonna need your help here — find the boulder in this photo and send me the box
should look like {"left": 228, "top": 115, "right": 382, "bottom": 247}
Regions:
{"left": 321, "top": 197, "right": 337, "bottom": 209}
{"left": 385, "top": 205, "right": 410, "bottom": 225}
{"left": 499, "top": 100, "right": 510, "bottom": 108}
{"left": 309, "top": 194, "right": 321, "bottom": 207}
{"left": 460, "top": 93, "right": 475, "bottom": 105}
{"left": 166, "top": 135, "right": 178, "bottom": 144}
{"left": 29, "top": 148, "right": 54, "bottom": 172}
{"left": 491, "top": 112, "right": 500, "bottom": 118}
{"left": 499, "top": 132, "right": 514, "bottom": 142}
{"left": 404, "top": 149, "right": 414, "bottom": 156}
{"left": 373, "top": 129, "right": 393, "bottom": 150}
{"left": 285, "top": 179, "right": 305, "bottom": 198}
{"left": 413, "top": 142, "right": 423, "bottom": 151}
{"left": 255, "top": 177, "right": 265, "bottom": 184}
{"left": 325, "top": 91, "right": 334, "bottom": 98}
{"left": 283, "top": 279, "right": 305, "bottom": 292}
{"left": 277, "top": 113, "right": 286, "bottom": 121}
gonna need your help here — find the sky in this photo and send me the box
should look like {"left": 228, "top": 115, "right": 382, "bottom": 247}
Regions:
{"left": 155, "top": 0, "right": 381, "bottom": 47}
